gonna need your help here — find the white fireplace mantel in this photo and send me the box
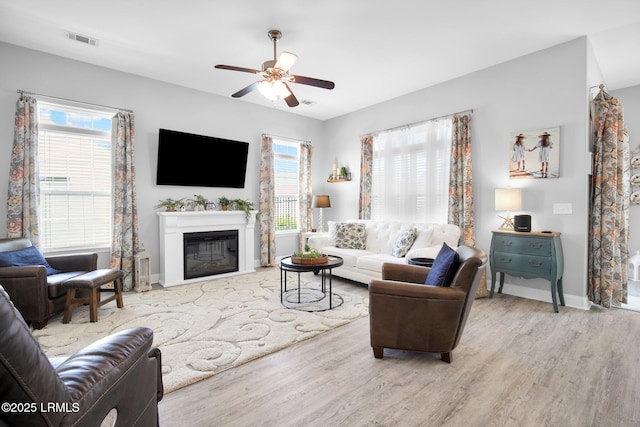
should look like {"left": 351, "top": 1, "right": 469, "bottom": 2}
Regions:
{"left": 157, "top": 210, "right": 257, "bottom": 287}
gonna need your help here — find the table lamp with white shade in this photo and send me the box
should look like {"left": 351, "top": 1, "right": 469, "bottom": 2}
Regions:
{"left": 495, "top": 188, "right": 522, "bottom": 229}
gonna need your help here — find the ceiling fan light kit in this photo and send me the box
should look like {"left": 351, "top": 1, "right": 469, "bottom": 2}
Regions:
{"left": 215, "top": 29, "right": 335, "bottom": 108}
{"left": 258, "top": 80, "right": 291, "bottom": 101}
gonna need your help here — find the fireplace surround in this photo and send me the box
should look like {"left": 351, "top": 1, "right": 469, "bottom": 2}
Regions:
{"left": 157, "top": 211, "right": 257, "bottom": 287}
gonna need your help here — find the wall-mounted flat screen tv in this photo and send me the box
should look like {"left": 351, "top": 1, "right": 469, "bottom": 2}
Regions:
{"left": 156, "top": 128, "right": 249, "bottom": 188}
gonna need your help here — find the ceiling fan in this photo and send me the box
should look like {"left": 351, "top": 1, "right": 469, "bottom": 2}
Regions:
{"left": 215, "top": 30, "right": 335, "bottom": 107}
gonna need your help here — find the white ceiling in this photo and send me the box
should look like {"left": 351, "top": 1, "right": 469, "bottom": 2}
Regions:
{"left": 1, "top": 0, "right": 639, "bottom": 120}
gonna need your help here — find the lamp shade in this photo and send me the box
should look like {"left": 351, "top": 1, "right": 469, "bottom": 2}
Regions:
{"left": 495, "top": 188, "right": 521, "bottom": 211}
{"left": 312, "top": 195, "right": 331, "bottom": 208}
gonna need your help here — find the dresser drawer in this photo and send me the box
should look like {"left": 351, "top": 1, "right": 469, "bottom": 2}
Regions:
{"left": 492, "top": 235, "right": 551, "bottom": 256}
{"left": 492, "top": 251, "right": 552, "bottom": 276}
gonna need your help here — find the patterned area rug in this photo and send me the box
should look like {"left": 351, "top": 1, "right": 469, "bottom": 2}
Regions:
{"left": 32, "top": 267, "right": 369, "bottom": 393}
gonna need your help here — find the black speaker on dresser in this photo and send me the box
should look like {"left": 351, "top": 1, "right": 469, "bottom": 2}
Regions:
{"left": 514, "top": 214, "right": 531, "bottom": 232}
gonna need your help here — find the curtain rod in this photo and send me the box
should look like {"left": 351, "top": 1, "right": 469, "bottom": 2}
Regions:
{"left": 17, "top": 90, "right": 133, "bottom": 113}
{"left": 262, "top": 133, "right": 311, "bottom": 145}
{"left": 361, "top": 108, "right": 474, "bottom": 138}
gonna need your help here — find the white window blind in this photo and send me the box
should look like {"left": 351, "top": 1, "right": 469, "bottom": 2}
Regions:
{"left": 371, "top": 118, "right": 452, "bottom": 223}
{"left": 38, "top": 101, "right": 114, "bottom": 251}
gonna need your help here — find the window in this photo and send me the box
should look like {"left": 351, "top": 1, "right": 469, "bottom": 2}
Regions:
{"left": 38, "top": 101, "right": 114, "bottom": 251}
{"left": 273, "top": 139, "right": 300, "bottom": 232}
{"left": 371, "top": 118, "right": 452, "bottom": 223}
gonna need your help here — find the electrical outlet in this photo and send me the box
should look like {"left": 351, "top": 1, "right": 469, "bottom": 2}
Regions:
{"left": 553, "top": 203, "right": 573, "bottom": 214}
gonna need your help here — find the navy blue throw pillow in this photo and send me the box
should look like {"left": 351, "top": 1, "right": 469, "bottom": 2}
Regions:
{"left": 0, "top": 245, "right": 61, "bottom": 275}
{"left": 425, "top": 243, "right": 460, "bottom": 287}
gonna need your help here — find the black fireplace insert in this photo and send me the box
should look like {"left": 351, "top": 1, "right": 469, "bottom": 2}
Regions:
{"left": 183, "top": 230, "right": 238, "bottom": 280}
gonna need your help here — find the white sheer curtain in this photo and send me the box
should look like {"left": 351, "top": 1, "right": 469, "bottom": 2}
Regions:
{"left": 371, "top": 118, "right": 452, "bottom": 223}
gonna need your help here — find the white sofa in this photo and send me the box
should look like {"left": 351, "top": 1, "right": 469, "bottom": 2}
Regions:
{"left": 306, "top": 220, "right": 461, "bottom": 284}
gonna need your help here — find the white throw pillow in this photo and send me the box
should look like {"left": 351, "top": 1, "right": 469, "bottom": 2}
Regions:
{"left": 412, "top": 228, "right": 434, "bottom": 249}
{"left": 390, "top": 227, "right": 418, "bottom": 257}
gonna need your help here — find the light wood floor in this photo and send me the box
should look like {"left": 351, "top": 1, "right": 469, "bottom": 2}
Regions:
{"left": 158, "top": 276, "right": 640, "bottom": 427}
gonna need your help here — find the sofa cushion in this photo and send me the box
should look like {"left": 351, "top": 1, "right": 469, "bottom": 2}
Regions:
{"left": 335, "top": 223, "right": 366, "bottom": 249}
{"left": 425, "top": 243, "right": 460, "bottom": 287}
{"left": 357, "top": 253, "right": 406, "bottom": 273}
{"left": 319, "top": 247, "right": 374, "bottom": 267}
{"left": 390, "top": 227, "right": 418, "bottom": 257}
{"left": 0, "top": 246, "right": 61, "bottom": 275}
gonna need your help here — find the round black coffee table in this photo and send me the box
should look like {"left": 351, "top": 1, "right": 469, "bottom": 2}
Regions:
{"left": 279, "top": 256, "right": 344, "bottom": 311}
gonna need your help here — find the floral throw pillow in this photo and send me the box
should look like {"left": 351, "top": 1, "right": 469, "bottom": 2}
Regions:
{"left": 391, "top": 227, "right": 418, "bottom": 257}
{"left": 334, "top": 223, "right": 366, "bottom": 249}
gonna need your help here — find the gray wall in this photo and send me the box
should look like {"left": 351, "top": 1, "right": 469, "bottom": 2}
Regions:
{"left": 320, "top": 37, "right": 593, "bottom": 308}
{"left": 0, "top": 41, "right": 325, "bottom": 271}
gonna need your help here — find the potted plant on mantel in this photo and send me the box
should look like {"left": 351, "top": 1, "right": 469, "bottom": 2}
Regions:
{"left": 154, "top": 198, "right": 185, "bottom": 212}
{"left": 218, "top": 197, "right": 230, "bottom": 211}
{"left": 188, "top": 194, "right": 208, "bottom": 211}
{"left": 218, "top": 197, "right": 255, "bottom": 220}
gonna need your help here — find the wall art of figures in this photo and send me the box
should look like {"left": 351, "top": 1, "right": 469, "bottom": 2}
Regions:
{"left": 509, "top": 127, "right": 560, "bottom": 179}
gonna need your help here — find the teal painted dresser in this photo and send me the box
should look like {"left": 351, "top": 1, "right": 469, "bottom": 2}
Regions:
{"left": 489, "top": 230, "right": 564, "bottom": 313}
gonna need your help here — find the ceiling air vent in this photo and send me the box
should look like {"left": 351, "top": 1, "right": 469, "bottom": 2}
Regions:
{"left": 65, "top": 31, "right": 99, "bottom": 47}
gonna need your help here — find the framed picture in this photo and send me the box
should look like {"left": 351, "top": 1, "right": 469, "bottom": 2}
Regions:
{"left": 509, "top": 127, "right": 560, "bottom": 179}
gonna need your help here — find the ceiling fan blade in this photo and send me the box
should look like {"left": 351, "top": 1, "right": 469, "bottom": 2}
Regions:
{"left": 289, "top": 74, "right": 335, "bottom": 90}
{"left": 232, "top": 82, "right": 260, "bottom": 98}
{"left": 215, "top": 64, "right": 261, "bottom": 74}
{"left": 282, "top": 83, "right": 299, "bottom": 107}
{"left": 275, "top": 52, "right": 298, "bottom": 72}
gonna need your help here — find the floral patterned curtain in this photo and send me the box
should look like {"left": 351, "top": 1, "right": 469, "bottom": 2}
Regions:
{"left": 299, "top": 142, "right": 313, "bottom": 233}
{"left": 448, "top": 113, "right": 475, "bottom": 246}
{"left": 259, "top": 135, "right": 276, "bottom": 266}
{"left": 589, "top": 88, "right": 630, "bottom": 307}
{"left": 110, "top": 112, "right": 142, "bottom": 292}
{"left": 7, "top": 96, "right": 40, "bottom": 247}
{"left": 358, "top": 135, "right": 374, "bottom": 219}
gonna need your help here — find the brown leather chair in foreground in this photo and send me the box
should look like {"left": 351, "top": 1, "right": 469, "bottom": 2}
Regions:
{"left": 369, "top": 245, "right": 487, "bottom": 363}
{"left": 0, "top": 286, "right": 163, "bottom": 426}
{"left": 0, "top": 237, "right": 97, "bottom": 329}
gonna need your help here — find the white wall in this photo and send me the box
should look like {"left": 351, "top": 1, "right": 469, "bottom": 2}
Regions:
{"left": 0, "top": 42, "right": 325, "bottom": 272}
{"left": 321, "top": 38, "right": 592, "bottom": 308}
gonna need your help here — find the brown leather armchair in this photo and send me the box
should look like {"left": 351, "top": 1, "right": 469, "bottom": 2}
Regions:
{"left": 0, "top": 238, "right": 97, "bottom": 329}
{"left": 0, "top": 285, "right": 163, "bottom": 426}
{"left": 369, "top": 245, "right": 487, "bottom": 363}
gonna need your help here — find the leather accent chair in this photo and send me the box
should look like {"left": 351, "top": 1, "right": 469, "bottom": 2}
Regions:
{"left": 0, "top": 285, "right": 163, "bottom": 426}
{"left": 369, "top": 245, "right": 487, "bottom": 363}
{"left": 0, "top": 237, "right": 97, "bottom": 329}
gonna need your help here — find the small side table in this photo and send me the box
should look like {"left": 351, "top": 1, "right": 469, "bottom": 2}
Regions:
{"left": 134, "top": 252, "right": 152, "bottom": 292}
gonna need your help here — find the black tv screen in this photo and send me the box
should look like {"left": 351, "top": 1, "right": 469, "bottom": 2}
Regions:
{"left": 156, "top": 129, "right": 249, "bottom": 188}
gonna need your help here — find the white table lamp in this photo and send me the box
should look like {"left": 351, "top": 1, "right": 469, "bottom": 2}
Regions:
{"left": 495, "top": 188, "right": 522, "bottom": 229}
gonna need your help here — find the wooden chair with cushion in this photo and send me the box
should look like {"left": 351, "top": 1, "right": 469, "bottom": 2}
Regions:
{"left": 368, "top": 245, "right": 487, "bottom": 363}
{"left": 0, "top": 237, "right": 97, "bottom": 329}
